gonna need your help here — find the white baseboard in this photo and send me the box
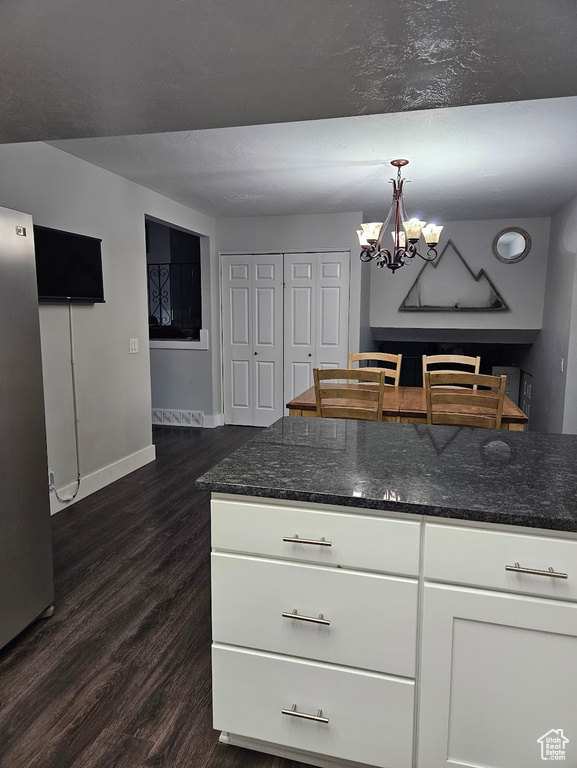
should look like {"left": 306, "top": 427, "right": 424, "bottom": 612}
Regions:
{"left": 49, "top": 444, "right": 156, "bottom": 515}
{"left": 203, "top": 413, "right": 225, "bottom": 428}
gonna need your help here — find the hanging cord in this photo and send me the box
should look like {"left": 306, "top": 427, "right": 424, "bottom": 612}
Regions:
{"left": 50, "top": 302, "right": 82, "bottom": 503}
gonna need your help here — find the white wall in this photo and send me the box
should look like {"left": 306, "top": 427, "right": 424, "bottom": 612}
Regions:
{"left": 0, "top": 142, "right": 215, "bottom": 511}
{"left": 369, "top": 217, "right": 550, "bottom": 330}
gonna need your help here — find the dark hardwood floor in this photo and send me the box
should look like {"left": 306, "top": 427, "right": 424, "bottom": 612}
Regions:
{"left": 0, "top": 425, "right": 314, "bottom": 768}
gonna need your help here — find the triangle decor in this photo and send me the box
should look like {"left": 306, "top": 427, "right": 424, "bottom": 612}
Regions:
{"left": 399, "top": 239, "right": 509, "bottom": 312}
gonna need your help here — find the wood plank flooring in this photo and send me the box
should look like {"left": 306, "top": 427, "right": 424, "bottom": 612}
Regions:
{"left": 0, "top": 425, "right": 314, "bottom": 768}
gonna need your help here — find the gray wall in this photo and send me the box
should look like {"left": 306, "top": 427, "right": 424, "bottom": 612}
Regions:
{"left": 369, "top": 217, "right": 550, "bottom": 330}
{"left": 565, "top": 197, "right": 577, "bottom": 432}
{"left": 519, "top": 196, "right": 577, "bottom": 433}
{"left": 0, "top": 142, "right": 215, "bottom": 510}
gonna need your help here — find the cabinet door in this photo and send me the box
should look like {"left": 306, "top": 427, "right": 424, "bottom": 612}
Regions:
{"left": 222, "top": 254, "right": 283, "bottom": 426}
{"left": 418, "top": 584, "right": 577, "bottom": 768}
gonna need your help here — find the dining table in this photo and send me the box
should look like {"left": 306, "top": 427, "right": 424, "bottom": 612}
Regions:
{"left": 286, "top": 384, "right": 528, "bottom": 431}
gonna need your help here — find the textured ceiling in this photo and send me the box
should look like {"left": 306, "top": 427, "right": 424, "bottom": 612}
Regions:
{"left": 2, "top": 0, "right": 577, "bottom": 143}
{"left": 50, "top": 96, "right": 577, "bottom": 221}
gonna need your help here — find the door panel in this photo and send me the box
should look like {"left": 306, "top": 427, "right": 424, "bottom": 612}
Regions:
{"left": 291, "top": 287, "right": 313, "bottom": 346}
{"left": 255, "top": 360, "right": 275, "bottom": 410}
{"left": 255, "top": 287, "right": 275, "bottom": 346}
{"left": 231, "top": 361, "right": 250, "bottom": 409}
{"left": 230, "top": 287, "right": 249, "bottom": 345}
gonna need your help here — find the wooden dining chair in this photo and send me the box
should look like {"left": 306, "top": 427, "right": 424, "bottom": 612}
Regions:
{"left": 348, "top": 352, "right": 402, "bottom": 387}
{"left": 314, "top": 368, "right": 386, "bottom": 421}
{"left": 422, "top": 354, "right": 481, "bottom": 389}
{"left": 425, "top": 371, "right": 507, "bottom": 429}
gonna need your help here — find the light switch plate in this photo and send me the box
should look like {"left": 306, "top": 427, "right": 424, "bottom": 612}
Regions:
{"left": 129, "top": 338, "right": 139, "bottom": 354}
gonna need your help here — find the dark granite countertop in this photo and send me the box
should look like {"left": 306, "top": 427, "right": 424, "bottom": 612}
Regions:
{"left": 196, "top": 418, "right": 577, "bottom": 533}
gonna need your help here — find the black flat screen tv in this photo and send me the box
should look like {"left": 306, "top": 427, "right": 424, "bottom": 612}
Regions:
{"left": 34, "top": 225, "right": 105, "bottom": 303}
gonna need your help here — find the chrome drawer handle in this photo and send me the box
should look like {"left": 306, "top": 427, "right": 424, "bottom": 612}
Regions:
{"left": 505, "top": 562, "right": 568, "bottom": 579}
{"left": 282, "top": 609, "right": 330, "bottom": 626}
{"left": 281, "top": 704, "right": 329, "bottom": 724}
{"left": 283, "top": 534, "right": 332, "bottom": 547}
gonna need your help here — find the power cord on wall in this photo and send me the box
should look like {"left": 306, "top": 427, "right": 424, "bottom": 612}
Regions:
{"left": 49, "top": 301, "right": 82, "bottom": 503}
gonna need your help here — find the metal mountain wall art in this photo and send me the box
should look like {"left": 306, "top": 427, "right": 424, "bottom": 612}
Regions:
{"left": 399, "top": 240, "right": 509, "bottom": 312}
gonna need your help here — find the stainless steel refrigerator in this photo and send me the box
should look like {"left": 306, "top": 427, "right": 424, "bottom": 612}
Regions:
{"left": 0, "top": 205, "right": 54, "bottom": 650}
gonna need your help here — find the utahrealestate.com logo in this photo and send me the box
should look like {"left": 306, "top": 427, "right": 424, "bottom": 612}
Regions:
{"left": 538, "top": 730, "right": 569, "bottom": 761}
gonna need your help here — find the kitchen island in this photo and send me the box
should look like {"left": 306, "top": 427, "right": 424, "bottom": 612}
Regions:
{"left": 197, "top": 418, "right": 577, "bottom": 768}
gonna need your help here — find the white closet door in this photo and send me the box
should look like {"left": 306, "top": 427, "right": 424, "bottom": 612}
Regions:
{"left": 283, "top": 254, "right": 316, "bottom": 403}
{"left": 316, "top": 252, "right": 349, "bottom": 369}
{"left": 222, "top": 254, "right": 283, "bottom": 427}
{"left": 283, "top": 252, "right": 350, "bottom": 403}
{"left": 252, "top": 256, "right": 284, "bottom": 427}
{"left": 222, "top": 255, "right": 253, "bottom": 425}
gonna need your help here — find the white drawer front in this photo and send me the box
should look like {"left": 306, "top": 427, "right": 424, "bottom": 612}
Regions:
{"left": 212, "top": 553, "right": 418, "bottom": 677}
{"left": 211, "top": 498, "right": 420, "bottom": 576}
{"left": 213, "top": 645, "right": 414, "bottom": 768}
{"left": 425, "top": 524, "right": 577, "bottom": 600}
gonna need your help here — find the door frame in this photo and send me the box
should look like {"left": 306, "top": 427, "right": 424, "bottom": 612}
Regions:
{"left": 219, "top": 249, "right": 352, "bottom": 423}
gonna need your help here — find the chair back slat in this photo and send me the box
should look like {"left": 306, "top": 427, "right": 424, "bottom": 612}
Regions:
{"left": 425, "top": 371, "right": 507, "bottom": 430}
{"left": 430, "top": 392, "right": 500, "bottom": 409}
{"left": 314, "top": 368, "right": 385, "bottom": 421}
{"left": 349, "top": 352, "right": 402, "bottom": 387}
{"left": 320, "top": 387, "right": 381, "bottom": 402}
{"left": 422, "top": 354, "right": 481, "bottom": 389}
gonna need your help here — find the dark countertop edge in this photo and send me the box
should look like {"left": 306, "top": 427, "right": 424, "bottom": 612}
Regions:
{"left": 195, "top": 480, "right": 577, "bottom": 533}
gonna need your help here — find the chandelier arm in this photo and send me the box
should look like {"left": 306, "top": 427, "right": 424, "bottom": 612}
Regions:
{"left": 376, "top": 190, "right": 396, "bottom": 251}
{"left": 416, "top": 247, "right": 439, "bottom": 262}
{"left": 360, "top": 249, "right": 375, "bottom": 262}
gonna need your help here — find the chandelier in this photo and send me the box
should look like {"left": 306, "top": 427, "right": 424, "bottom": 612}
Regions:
{"left": 357, "top": 159, "right": 443, "bottom": 273}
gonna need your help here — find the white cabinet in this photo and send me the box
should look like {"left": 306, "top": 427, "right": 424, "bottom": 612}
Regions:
{"left": 418, "top": 583, "right": 577, "bottom": 768}
{"left": 222, "top": 254, "right": 284, "bottom": 426}
{"left": 283, "top": 252, "right": 350, "bottom": 402}
{"left": 211, "top": 496, "right": 418, "bottom": 768}
{"left": 210, "top": 496, "right": 577, "bottom": 768}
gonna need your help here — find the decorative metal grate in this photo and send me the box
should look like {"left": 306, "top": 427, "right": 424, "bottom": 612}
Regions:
{"left": 147, "top": 262, "right": 201, "bottom": 340}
